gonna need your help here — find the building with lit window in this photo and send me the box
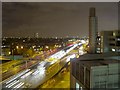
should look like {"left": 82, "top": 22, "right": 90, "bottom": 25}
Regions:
{"left": 70, "top": 6, "right": 120, "bottom": 90}
{"left": 98, "top": 30, "right": 120, "bottom": 53}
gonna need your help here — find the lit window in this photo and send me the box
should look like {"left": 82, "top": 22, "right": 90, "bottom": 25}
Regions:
{"left": 112, "top": 48, "right": 115, "bottom": 52}
{"left": 113, "top": 32, "right": 116, "bottom": 36}
{"left": 99, "top": 38, "right": 101, "bottom": 41}
{"left": 97, "top": 48, "right": 100, "bottom": 50}
{"left": 117, "top": 38, "right": 120, "bottom": 41}
{"left": 76, "top": 82, "right": 79, "bottom": 89}
{"left": 97, "top": 51, "right": 100, "bottom": 53}
{"left": 101, "top": 49, "right": 103, "bottom": 53}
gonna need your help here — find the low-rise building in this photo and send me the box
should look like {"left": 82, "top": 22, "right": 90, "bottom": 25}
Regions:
{"left": 70, "top": 53, "right": 120, "bottom": 90}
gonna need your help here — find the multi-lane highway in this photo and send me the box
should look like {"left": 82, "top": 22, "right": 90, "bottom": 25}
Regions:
{"left": 1, "top": 43, "right": 83, "bottom": 89}
{"left": 1, "top": 48, "right": 59, "bottom": 81}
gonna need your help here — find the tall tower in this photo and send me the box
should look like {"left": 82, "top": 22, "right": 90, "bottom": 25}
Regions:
{"left": 89, "top": 7, "right": 98, "bottom": 53}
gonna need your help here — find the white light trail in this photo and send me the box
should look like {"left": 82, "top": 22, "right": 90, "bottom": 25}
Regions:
{"left": 6, "top": 80, "right": 19, "bottom": 88}
{"left": 6, "top": 69, "right": 30, "bottom": 84}
{"left": 21, "top": 71, "right": 32, "bottom": 79}
{"left": 13, "top": 82, "right": 24, "bottom": 88}
{"left": 32, "top": 67, "right": 45, "bottom": 76}
{"left": 66, "top": 54, "right": 76, "bottom": 62}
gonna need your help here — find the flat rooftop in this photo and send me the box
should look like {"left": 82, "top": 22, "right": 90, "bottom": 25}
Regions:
{"left": 76, "top": 52, "right": 120, "bottom": 60}
{"left": 71, "top": 52, "right": 120, "bottom": 69}
{"left": 77, "top": 59, "right": 120, "bottom": 69}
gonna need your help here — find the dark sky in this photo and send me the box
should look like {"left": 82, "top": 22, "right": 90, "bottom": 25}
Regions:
{"left": 2, "top": 2, "right": 118, "bottom": 38}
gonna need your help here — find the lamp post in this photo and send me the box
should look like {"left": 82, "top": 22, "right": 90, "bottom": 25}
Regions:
{"left": 12, "top": 49, "right": 14, "bottom": 60}
{"left": 11, "top": 43, "right": 14, "bottom": 60}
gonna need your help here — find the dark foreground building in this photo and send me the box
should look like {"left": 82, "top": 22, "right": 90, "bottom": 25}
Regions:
{"left": 70, "top": 53, "right": 120, "bottom": 90}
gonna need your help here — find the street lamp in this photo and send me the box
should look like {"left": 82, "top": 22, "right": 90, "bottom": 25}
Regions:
{"left": 16, "top": 46, "right": 19, "bottom": 49}
{"left": 45, "top": 46, "right": 49, "bottom": 49}
{"left": 32, "top": 46, "right": 36, "bottom": 49}
{"left": 8, "top": 51, "right": 11, "bottom": 55}
{"left": 12, "top": 49, "right": 14, "bottom": 60}
{"left": 21, "top": 46, "right": 23, "bottom": 49}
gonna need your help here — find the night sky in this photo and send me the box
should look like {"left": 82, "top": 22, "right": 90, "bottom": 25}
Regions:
{"left": 2, "top": 2, "right": 118, "bottom": 38}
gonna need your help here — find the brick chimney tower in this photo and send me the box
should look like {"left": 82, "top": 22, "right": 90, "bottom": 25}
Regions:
{"left": 89, "top": 7, "right": 98, "bottom": 53}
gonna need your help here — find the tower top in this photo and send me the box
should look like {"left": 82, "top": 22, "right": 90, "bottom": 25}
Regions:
{"left": 89, "top": 7, "right": 96, "bottom": 17}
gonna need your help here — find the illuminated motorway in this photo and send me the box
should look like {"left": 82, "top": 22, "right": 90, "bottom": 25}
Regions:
{"left": 1, "top": 42, "right": 84, "bottom": 89}
{"left": 1, "top": 49, "right": 58, "bottom": 81}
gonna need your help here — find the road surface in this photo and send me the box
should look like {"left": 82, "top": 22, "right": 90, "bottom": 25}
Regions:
{"left": 1, "top": 43, "right": 82, "bottom": 89}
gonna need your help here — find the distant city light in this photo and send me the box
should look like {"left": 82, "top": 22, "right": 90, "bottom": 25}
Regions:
{"left": 59, "top": 45, "right": 61, "bottom": 47}
{"left": 45, "top": 46, "right": 49, "bottom": 49}
{"left": 21, "top": 46, "right": 23, "bottom": 49}
{"left": 16, "top": 46, "right": 19, "bottom": 49}
{"left": 23, "top": 40, "right": 25, "bottom": 42}
{"left": 32, "top": 46, "right": 36, "bottom": 48}
{"left": 9, "top": 52, "right": 11, "bottom": 55}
